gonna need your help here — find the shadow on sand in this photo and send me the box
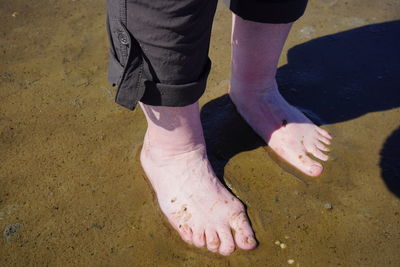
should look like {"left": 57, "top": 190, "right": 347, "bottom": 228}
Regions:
{"left": 380, "top": 127, "right": 400, "bottom": 197}
{"left": 200, "top": 20, "right": 400, "bottom": 197}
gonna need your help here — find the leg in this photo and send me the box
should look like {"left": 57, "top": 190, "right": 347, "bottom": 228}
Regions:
{"left": 139, "top": 101, "right": 256, "bottom": 255}
{"left": 107, "top": 0, "right": 256, "bottom": 255}
{"left": 229, "top": 14, "right": 332, "bottom": 176}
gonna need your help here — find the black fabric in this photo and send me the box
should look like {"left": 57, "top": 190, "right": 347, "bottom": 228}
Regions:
{"left": 107, "top": 0, "right": 217, "bottom": 110}
{"left": 227, "top": 0, "right": 308, "bottom": 24}
{"left": 107, "top": 0, "right": 146, "bottom": 110}
{"left": 141, "top": 59, "right": 211, "bottom": 107}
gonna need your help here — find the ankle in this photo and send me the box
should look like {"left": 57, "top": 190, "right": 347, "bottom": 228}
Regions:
{"left": 229, "top": 78, "right": 278, "bottom": 97}
{"left": 139, "top": 101, "right": 207, "bottom": 156}
{"left": 142, "top": 130, "right": 206, "bottom": 158}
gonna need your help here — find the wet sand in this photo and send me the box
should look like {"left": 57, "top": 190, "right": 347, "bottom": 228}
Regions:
{"left": 1, "top": 0, "right": 400, "bottom": 266}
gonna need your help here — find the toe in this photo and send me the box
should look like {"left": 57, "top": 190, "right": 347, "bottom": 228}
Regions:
{"left": 317, "top": 127, "right": 332, "bottom": 139}
{"left": 230, "top": 211, "right": 257, "bottom": 250}
{"left": 316, "top": 141, "right": 330, "bottom": 152}
{"left": 205, "top": 229, "right": 220, "bottom": 253}
{"left": 318, "top": 135, "right": 331, "bottom": 145}
{"left": 175, "top": 223, "right": 193, "bottom": 245}
{"left": 192, "top": 229, "right": 206, "bottom": 248}
{"left": 307, "top": 161, "right": 323, "bottom": 177}
{"left": 297, "top": 154, "right": 323, "bottom": 176}
{"left": 217, "top": 227, "right": 236, "bottom": 256}
{"left": 308, "top": 145, "right": 329, "bottom": 161}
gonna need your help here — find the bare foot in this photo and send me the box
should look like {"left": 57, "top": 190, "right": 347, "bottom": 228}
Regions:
{"left": 229, "top": 81, "right": 332, "bottom": 177}
{"left": 139, "top": 102, "right": 256, "bottom": 255}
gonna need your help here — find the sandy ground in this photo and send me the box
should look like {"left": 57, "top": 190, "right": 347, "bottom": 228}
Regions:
{"left": 1, "top": 0, "right": 400, "bottom": 266}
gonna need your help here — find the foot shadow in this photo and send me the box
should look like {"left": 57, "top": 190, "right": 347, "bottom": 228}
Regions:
{"left": 201, "top": 20, "right": 400, "bottom": 195}
{"left": 201, "top": 94, "right": 264, "bottom": 180}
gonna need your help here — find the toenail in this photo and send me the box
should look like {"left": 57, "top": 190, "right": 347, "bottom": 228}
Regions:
{"left": 245, "top": 236, "right": 256, "bottom": 244}
{"left": 209, "top": 239, "right": 220, "bottom": 247}
{"left": 310, "top": 165, "right": 322, "bottom": 174}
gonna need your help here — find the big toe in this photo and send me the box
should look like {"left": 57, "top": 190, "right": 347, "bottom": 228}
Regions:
{"left": 230, "top": 211, "right": 257, "bottom": 250}
{"left": 307, "top": 163, "right": 323, "bottom": 176}
{"left": 179, "top": 228, "right": 193, "bottom": 244}
{"left": 296, "top": 154, "right": 323, "bottom": 176}
{"left": 217, "top": 227, "right": 236, "bottom": 256}
{"left": 171, "top": 221, "right": 193, "bottom": 245}
{"left": 281, "top": 149, "right": 323, "bottom": 177}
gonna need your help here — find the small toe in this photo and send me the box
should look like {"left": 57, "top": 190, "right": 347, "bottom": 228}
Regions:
{"left": 230, "top": 211, "right": 257, "bottom": 250}
{"left": 217, "top": 227, "right": 236, "bottom": 256}
{"left": 309, "top": 145, "right": 329, "bottom": 161}
{"left": 316, "top": 141, "right": 330, "bottom": 152}
{"left": 205, "top": 229, "right": 220, "bottom": 253}
{"left": 317, "top": 127, "right": 332, "bottom": 139}
{"left": 318, "top": 135, "right": 331, "bottom": 145}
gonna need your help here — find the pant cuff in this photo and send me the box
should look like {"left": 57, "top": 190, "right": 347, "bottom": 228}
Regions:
{"left": 139, "top": 58, "right": 211, "bottom": 107}
{"left": 226, "top": 0, "right": 308, "bottom": 24}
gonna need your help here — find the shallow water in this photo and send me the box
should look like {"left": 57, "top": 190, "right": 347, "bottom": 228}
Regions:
{"left": 1, "top": 1, "right": 400, "bottom": 266}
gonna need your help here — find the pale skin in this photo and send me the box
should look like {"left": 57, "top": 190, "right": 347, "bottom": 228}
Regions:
{"left": 139, "top": 14, "right": 332, "bottom": 256}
